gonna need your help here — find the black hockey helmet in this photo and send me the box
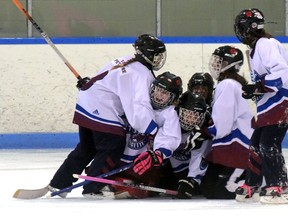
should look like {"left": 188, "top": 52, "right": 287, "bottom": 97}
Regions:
{"left": 177, "top": 91, "right": 207, "bottom": 132}
{"left": 234, "top": 8, "right": 265, "bottom": 44}
{"left": 150, "top": 71, "right": 183, "bottom": 110}
{"left": 209, "top": 45, "right": 243, "bottom": 80}
{"left": 134, "top": 34, "right": 167, "bottom": 71}
{"left": 187, "top": 72, "right": 214, "bottom": 105}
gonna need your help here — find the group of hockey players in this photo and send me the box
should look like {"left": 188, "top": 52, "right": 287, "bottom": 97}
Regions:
{"left": 46, "top": 8, "right": 288, "bottom": 204}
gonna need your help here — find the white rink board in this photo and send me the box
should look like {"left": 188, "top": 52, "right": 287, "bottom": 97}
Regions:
{"left": 0, "top": 43, "right": 256, "bottom": 134}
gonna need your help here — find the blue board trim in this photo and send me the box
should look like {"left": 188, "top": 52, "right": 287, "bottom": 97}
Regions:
{"left": 0, "top": 132, "right": 287, "bottom": 149}
{"left": 1, "top": 36, "right": 288, "bottom": 44}
{"left": 0, "top": 133, "right": 78, "bottom": 149}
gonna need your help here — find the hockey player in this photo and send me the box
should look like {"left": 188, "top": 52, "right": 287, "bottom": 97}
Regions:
{"left": 167, "top": 74, "right": 215, "bottom": 199}
{"left": 234, "top": 8, "right": 288, "bottom": 204}
{"left": 47, "top": 34, "right": 167, "bottom": 198}
{"left": 170, "top": 91, "right": 212, "bottom": 198}
{"left": 162, "top": 73, "right": 215, "bottom": 198}
{"left": 197, "top": 45, "right": 254, "bottom": 199}
{"left": 110, "top": 71, "right": 183, "bottom": 199}
{"left": 187, "top": 72, "right": 214, "bottom": 107}
{"left": 206, "top": 45, "right": 253, "bottom": 168}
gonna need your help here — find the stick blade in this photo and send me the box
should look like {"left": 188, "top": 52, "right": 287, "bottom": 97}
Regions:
{"left": 13, "top": 187, "right": 49, "bottom": 199}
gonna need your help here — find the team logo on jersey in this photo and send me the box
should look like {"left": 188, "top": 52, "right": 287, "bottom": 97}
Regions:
{"left": 200, "top": 158, "right": 208, "bottom": 170}
{"left": 92, "top": 109, "right": 99, "bottom": 115}
{"left": 128, "top": 132, "right": 149, "bottom": 150}
{"left": 172, "top": 150, "right": 190, "bottom": 161}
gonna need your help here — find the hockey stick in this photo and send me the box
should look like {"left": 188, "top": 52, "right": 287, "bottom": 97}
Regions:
{"left": 47, "top": 163, "right": 133, "bottom": 197}
{"left": 73, "top": 174, "right": 178, "bottom": 196}
{"left": 13, "top": 186, "right": 50, "bottom": 199}
{"left": 244, "top": 50, "right": 264, "bottom": 97}
{"left": 12, "top": 0, "right": 82, "bottom": 80}
{"left": 245, "top": 49, "right": 254, "bottom": 83}
{"left": 13, "top": 163, "right": 132, "bottom": 199}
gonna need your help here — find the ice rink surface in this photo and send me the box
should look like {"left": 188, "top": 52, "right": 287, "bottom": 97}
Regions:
{"left": 1, "top": 149, "right": 288, "bottom": 216}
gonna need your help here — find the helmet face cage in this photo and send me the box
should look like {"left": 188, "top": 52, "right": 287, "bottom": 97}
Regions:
{"left": 150, "top": 84, "right": 175, "bottom": 110}
{"left": 190, "top": 85, "right": 209, "bottom": 100}
{"left": 177, "top": 92, "right": 207, "bottom": 132}
{"left": 234, "top": 8, "right": 265, "bottom": 44}
{"left": 234, "top": 23, "right": 247, "bottom": 44}
{"left": 152, "top": 52, "right": 167, "bottom": 71}
{"left": 209, "top": 54, "right": 223, "bottom": 80}
{"left": 150, "top": 71, "right": 183, "bottom": 109}
{"left": 188, "top": 73, "right": 214, "bottom": 104}
{"left": 209, "top": 46, "right": 243, "bottom": 80}
{"left": 179, "top": 107, "right": 205, "bottom": 131}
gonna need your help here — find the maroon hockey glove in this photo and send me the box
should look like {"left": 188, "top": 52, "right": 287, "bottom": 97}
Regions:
{"left": 133, "top": 150, "right": 163, "bottom": 175}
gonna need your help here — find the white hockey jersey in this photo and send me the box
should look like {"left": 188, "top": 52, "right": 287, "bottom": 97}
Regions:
{"left": 249, "top": 37, "right": 288, "bottom": 127}
{"left": 206, "top": 79, "right": 254, "bottom": 169}
{"left": 73, "top": 56, "right": 157, "bottom": 137}
{"left": 121, "top": 105, "right": 182, "bottom": 162}
{"left": 170, "top": 132, "right": 212, "bottom": 185}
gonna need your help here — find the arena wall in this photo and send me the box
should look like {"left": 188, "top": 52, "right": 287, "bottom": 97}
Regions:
{"left": 0, "top": 37, "right": 287, "bottom": 148}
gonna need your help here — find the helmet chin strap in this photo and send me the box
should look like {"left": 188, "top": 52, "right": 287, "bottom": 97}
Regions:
{"left": 136, "top": 50, "right": 153, "bottom": 66}
{"left": 220, "top": 60, "right": 243, "bottom": 73}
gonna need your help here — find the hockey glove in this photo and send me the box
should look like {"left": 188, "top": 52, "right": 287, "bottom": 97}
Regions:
{"left": 185, "top": 128, "right": 206, "bottom": 152}
{"left": 177, "top": 177, "right": 199, "bottom": 199}
{"left": 133, "top": 150, "right": 163, "bottom": 175}
{"left": 242, "top": 81, "right": 265, "bottom": 100}
{"left": 76, "top": 77, "right": 90, "bottom": 90}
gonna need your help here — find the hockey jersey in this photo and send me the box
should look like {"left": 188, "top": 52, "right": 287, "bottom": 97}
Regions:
{"left": 170, "top": 132, "right": 212, "bottom": 185}
{"left": 207, "top": 79, "right": 254, "bottom": 169}
{"left": 73, "top": 56, "right": 157, "bottom": 137}
{"left": 249, "top": 37, "right": 288, "bottom": 127}
{"left": 121, "top": 105, "right": 182, "bottom": 162}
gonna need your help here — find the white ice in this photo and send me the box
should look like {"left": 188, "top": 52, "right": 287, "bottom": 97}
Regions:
{"left": 1, "top": 149, "right": 288, "bottom": 216}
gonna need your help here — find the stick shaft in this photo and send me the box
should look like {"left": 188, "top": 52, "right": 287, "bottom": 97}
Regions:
{"left": 49, "top": 163, "right": 133, "bottom": 197}
{"left": 245, "top": 49, "right": 255, "bottom": 83}
{"left": 74, "top": 174, "right": 178, "bottom": 196}
{"left": 12, "top": 0, "right": 82, "bottom": 80}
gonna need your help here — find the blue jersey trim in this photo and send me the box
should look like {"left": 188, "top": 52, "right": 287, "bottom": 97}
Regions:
{"left": 266, "top": 77, "right": 283, "bottom": 90}
{"left": 212, "top": 128, "right": 250, "bottom": 146}
{"left": 76, "top": 104, "right": 125, "bottom": 127}
{"left": 144, "top": 120, "right": 158, "bottom": 135}
{"left": 257, "top": 88, "right": 288, "bottom": 113}
{"left": 208, "top": 125, "right": 217, "bottom": 137}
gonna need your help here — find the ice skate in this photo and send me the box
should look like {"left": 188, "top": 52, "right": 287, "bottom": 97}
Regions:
{"left": 235, "top": 184, "right": 260, "bottom": 202}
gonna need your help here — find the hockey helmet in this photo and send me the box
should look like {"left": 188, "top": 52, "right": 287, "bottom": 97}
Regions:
{"left": 150, "top": 71, "right": 183, "bottom": 110}
{"left": 134, "top": 34, "right": 167, "bottom": 71}
{"left": 187, "top": 72, "right": 214, "bottom": 105}
{"left": 177, "top": 91, "right": 207, "bottom": 132}
{"left": 234, "top": 8, "right": 265, "bottom": 44}
{"left": 209, "top": 45, "right": 243, "bottom": 80}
